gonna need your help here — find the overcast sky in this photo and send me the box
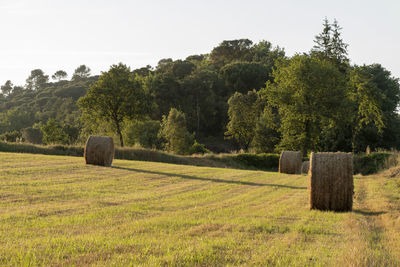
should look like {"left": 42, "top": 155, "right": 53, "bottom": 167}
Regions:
{"left": 0, "top": 0, "right": 399, "bottom": 86}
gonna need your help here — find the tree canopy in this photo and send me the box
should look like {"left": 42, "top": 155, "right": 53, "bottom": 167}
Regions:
{"left": 0, "top": 18, "right": 399, "bottom": 155}
{"left": 77, "top": 63, "right": 149, "bottom": 146}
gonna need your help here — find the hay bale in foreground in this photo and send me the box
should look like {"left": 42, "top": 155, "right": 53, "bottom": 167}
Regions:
{"left": 301, "top": 161, "right": 310, "bottom": 174}
{"left": 309, "top": 152, "right": 353, "bottom": 211}
{"left": 84, "top": 136, "right": 114, "bottom": 167}
{"left": 279, "top": 151, "right": 302, "bottom": 174}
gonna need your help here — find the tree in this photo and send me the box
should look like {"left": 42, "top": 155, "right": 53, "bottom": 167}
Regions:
{"left": 221, "top": 62, "right": 270, "bottom": 95}
{"left": 26, "top": 69, "right": 49, "bottom": 90}
{"left": 40, "top": 119, "right": 69, "bottom": 145}
{"left": 78, "top": 63, "right": 149, "bottom": 147}
{"left": 181, "top": 66, "right": 223, "bottom": 137}
{"left": 1, "top": 80, "right": 13, "bottom": 95}
{"left": 312, "top": 17, "right": 332, "bottom": 58}
{"left": 225, "top": 90, "right": 262, "bottom": 150}
{"left": 331, "top": 19, "right": 349, "bottom": 64}
{"left": 52, "top": 70, "right": 68, "bottom": 81}
{"left": 312, "top": 18, "right": 348, "bottom": 66}
{"left": 210, "top": 39, "right": 253, "bottom": 68}
{"left": 123, "top": 119, "right": 161, "bottom": 148}
{"left": 159, "top": 108, "right": 194, "bottom": 154}
{"left": 22, "top": 126, "right": 43, "bottom": 144}
{"left": 6, "top": 107, "right": 33, "bottom": 131}
{"left": 347, "top": 64, "right": 399, "bottom": 152}
{"left": 265, "top": 54, "right": 347, "bottom": 155}
{"left": 250, "top": 40, "right": 286, "bottom": 70}
{"left": 72, "top": 65, "right": 91, "bottom": 80}
{"left": 251, "top": 106, "right": 281, "bottom": 153}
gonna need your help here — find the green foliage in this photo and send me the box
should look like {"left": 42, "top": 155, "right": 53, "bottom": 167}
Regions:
{"left": 251, "top": 107, "right": 281, "bottom": 153}
{"left": 349, "top": 64, "right": 400, "bottom": 152}
{"left": 251, "top": 40, "right": 285, "bottom": 68}
{"left": 52, "top": 70, "right": 68, "bottom": 81}
{"left": 123, "top": 119, "right": 161, "bottom": 149}
{"left": 0, "top": 31, "right": 398, "bottom": 154}
{"left": 0, "top": 130, "right": 21, "bottom": 142}
{"left": 312, "top": 17, "right": 348, "bottom": 65}
{"left": 0, "top": 142, "right": 83, "bottom": 156}
{"left": 265, "top": 54, "right": 347, "bottom": 155}
{"left": 22, "top": 127, "right": 43, "bottom": 144}
{"left": 78, "top": 63, "right": 150, "bottom": 147}
{"left": 225, "top": 90, "right": 262, "bottom": 150}
{"left": 221, "top": 62, "right": 270, "bottom": 94}
{"left": 181, "top": 66, "right": 225, "bottom": 136}
{"left": 25, "top": 69, "right": 49, "bottom": 90}
{"left": 353, "top": 152, "right": 392, "bottom": 175}
{"left": 40, "top": 119, "right": 69, "bottom": 145}
{"left": 5, "top": 107, "right": 33, "bottom": 131}
{"left": 1, "top": 80, "right": 13, "bottom": 95}
{"left": 232, "top": 153, "right": 279, "bottom": 171}
{"left": 159, "top": 108, "right": 194, "bottom": 154}
{"left": 72, "top": 65, "right": 91, "bottom": 81}
{"left": 210, "top": 39, "right": 254, "bottom": 68}
{"left": 189, "top": 141, "right": 210, "bottom": 155}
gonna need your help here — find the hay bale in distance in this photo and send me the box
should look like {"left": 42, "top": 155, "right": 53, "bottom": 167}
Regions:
{"left": 301, "top": 161, "right": 310, "bottom": 174}
{"left": 309, "top": 152, "right": 353, "bottom": 211}
{"left": 279, "top": 151, "right": 302, "bottom": 174}
{"left": 84, "top": 136, "right": 115, "bottom": 167}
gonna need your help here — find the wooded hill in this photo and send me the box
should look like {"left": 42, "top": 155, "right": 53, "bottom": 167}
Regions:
{"left": 1, "top": 19, "right": 399, "bottom": 155}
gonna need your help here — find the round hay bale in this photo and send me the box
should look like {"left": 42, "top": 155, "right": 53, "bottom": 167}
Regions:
{"left": 279, "top": 151, "right": 302, "bottom": 174}
{"left": 301, "top": 161, "right": 310, "bottom": 174}
{"left": 309, "top": 152, "right": 353, "bottom": 212}
{"left": 84, "top": 136, "right": 114, "bottom": 167}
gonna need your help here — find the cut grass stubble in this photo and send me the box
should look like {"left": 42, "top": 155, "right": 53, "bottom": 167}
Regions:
{"left": 0, "top": 152, "right": 399, "bottom": 266}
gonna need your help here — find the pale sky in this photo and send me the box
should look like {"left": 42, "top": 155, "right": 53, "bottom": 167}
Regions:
{"left": 0, "top": 0, "right": 399, "bottom": 86}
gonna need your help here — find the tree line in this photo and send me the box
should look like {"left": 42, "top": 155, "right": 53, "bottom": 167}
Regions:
{"left": 0, "top": 18, "right": 399, "bottom": 155}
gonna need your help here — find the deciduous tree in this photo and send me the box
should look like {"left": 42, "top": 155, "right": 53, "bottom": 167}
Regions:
{"left": 78, "top": 63, "right": 149, "bottom": 147}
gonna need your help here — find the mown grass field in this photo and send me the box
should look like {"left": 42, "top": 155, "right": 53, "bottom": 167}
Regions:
{"left": 0, "top": 152, "right": 399, "bottom": 266}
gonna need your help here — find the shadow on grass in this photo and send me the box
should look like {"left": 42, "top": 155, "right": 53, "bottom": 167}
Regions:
{"left": 353, "top": 209, "right": 387, "bottom": 216}
{"left": 112, "top": 166, "right": 307, "bottom": 190}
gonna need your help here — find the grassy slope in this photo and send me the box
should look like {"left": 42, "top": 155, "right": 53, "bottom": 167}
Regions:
{"left": 0, "top": 152, "right": 399, "bottom": 266}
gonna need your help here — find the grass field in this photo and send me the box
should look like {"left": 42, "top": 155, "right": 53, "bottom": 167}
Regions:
{"left": 0, "top": 152, "right": 399, "bottom": 266}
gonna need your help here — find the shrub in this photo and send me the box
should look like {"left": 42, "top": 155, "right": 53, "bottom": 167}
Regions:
{"left": 159, "top": 108, "right": 194, "bottom": 154}
{"left": 0, "top": 131, "right": 22, "bottom": 142}
{"left": 232, "top": 153, "right": 280, "bottom": 170}
{"left": 353, "top": 152, "right": 392, "bottom": 175}
{"left": 123, "top": 119, "right": 161, "bottom": 149}
{"left": 189, "top": 141, "right": 210, "bottom": 155}
{"left": 22, "top": 127, "right": 43, "bottom": 144}
{"left": 40, "top": 119, "right": 69, "bottom": 145}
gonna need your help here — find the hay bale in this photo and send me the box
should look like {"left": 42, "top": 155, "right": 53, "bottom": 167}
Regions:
{"left": 309, "top": 152, "right": 353, "bottom": 211}
{"left": 301, "top": 161, "right": 310, "bottom": 174}
{"left": 84, "top": 136, "right": 114, "bottom": 167}
{"left": 279, "top": 151, "right": 302, "bottom": 174}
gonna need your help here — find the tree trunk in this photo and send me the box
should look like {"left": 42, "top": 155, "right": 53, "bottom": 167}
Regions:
{"left": 196, "top": 95, "right": 200, "bottom": 137}
{"left": 116, "top": 121, "right": 124, "bottom": 147}
{"left": 303, "top": 119, "right": 310, "bottom": 157}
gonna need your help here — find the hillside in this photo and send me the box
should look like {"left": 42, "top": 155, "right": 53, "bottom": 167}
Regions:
{"left": 0, "top": 152, "right": 399, "bottom": 265}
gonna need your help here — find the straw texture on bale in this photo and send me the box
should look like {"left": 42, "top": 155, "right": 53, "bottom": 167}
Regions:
{"left": 309, "top": 152, "right": 353, "bottom": 211}
{"left": 301, "top": 161, "right": 310, "bottom": 174}
{"left": 279, "top": 151, "right": 302, "bottom": 174}
{"left": 84, "top": 136, "right": 115, "bottom": 167}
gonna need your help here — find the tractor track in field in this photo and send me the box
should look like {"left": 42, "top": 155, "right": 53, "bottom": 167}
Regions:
{"left": 343, "top": 177, "right": 399, "bottom": 266}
